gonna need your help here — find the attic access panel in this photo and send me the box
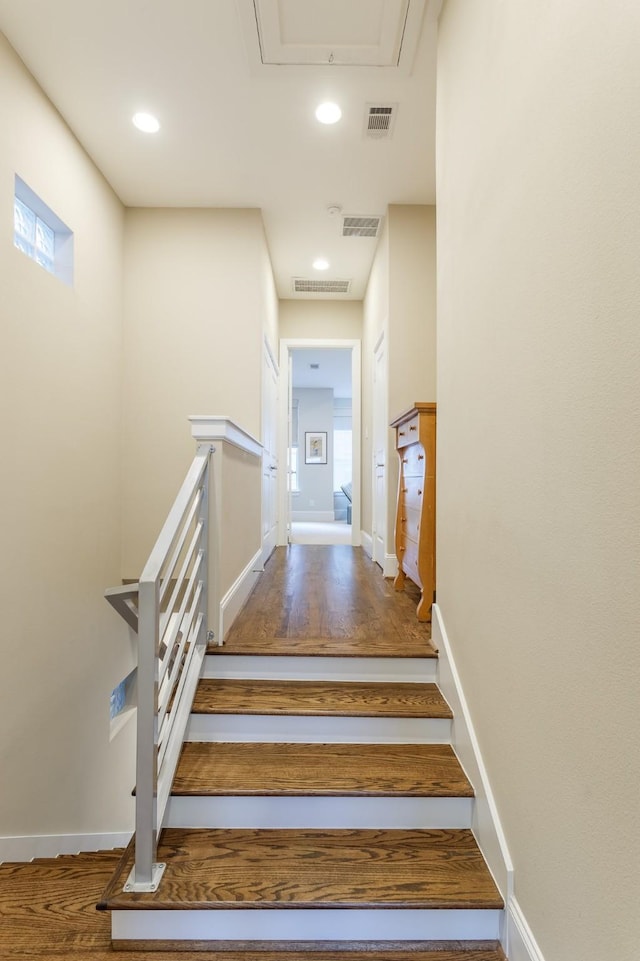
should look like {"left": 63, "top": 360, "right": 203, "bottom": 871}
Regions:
{"left": 249, "top": 0, "right": 426, "bottom": 68}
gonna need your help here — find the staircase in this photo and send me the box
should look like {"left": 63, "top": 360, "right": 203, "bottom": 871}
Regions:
{"left": 99, "top": 612, "right": 506, "bottom": 957}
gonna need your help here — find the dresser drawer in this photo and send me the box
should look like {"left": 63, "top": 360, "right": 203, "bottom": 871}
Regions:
{"left": 396, "top": 413, "right": 420, "bottom": 449}
{"left": 400, "top": 442, "right": 426, "bottom": 478}
{"left": 400, "top": 476, "right": 424, "bottom": 511}
{"left": 400, "top": 505, "right": 421, "bottom": 543}
{"left": 401, "top": 539, "right": 422, "bottom": 588}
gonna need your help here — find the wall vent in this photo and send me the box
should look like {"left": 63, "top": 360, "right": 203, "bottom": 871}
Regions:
{"left": 342, "top": 216, "right": 383, "bottom": 238}
{"left": 365, "top": 104, "right": 397, "bottom": 138}
{"left": 293, "top": 278, "right": 352, "bottom": 294}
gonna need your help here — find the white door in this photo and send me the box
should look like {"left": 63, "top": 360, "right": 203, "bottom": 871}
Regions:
{"left": 372, "top": 334, "right": 387, "bottom": 569}
{"left": 261, "top": 344, "right": 279, "bottom": 564}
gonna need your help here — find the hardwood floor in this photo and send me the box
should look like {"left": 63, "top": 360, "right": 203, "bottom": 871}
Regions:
{"left": 0, "top": 851, "right": 506, "bottom": 959}
{"left": 101, "top": 829, "right": 503, "bottom": 911}
{"left": 192, "top": 679, "right": 451, "bottom": 718}
{"left": 215, "top": 546, "right": 436, "bottom": 658}
{"left": 172, "top": 742, "right": 474, "bottom": 797}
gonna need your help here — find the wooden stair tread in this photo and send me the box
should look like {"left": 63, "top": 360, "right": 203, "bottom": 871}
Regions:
{"left": 192, "top": 679, "right": 452, "bottom": 718}
{"left": 209, "top": 636, "right": 438, "bottom": 658}
{"left": 108, "top": 948, "right": 506, "bottom": 960}
{"left": 100, "top": 828, "right": 503, "bottom": 911}
{"left": 172, "top": 742, "right": 473, "bottom": 797}
{"left": 0, "top": 851, "right": 506, "bottom": 959}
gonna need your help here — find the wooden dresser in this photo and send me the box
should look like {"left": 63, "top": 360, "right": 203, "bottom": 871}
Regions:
{"left": 390, "top": 402, "right": 436, "bottom": 621}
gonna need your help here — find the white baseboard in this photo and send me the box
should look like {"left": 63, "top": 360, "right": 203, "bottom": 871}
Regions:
{"left": 506, "top": 897, "right": 546, "bottom": 961}
{"left": 360, "top": 530, "right": 373, "bottom": 557}
{"left": 291, "top": 511, "right": 335, "bottom": 522}
{"left": 0, "top": 831, "right": 132, "bottom": 864}
{"left": 219, "top": 547, "right": 262, "bottom": 643}
{"left": 432, "top": 603, "right": 514, "bottom": 903}
{"left": 383, "top": 552, "right": 398, "bottom": 579}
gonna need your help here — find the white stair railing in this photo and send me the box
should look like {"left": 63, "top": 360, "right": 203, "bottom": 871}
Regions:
{"left": 106, "top": 443, "right": 214, "bottom": 892}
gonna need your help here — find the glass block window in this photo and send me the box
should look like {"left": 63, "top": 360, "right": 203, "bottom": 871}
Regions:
{"left": 14, "top": 197, "right": 55, "bottom": 274}
{"left": 13, "top": 176, "right": 74, "bottom": 285}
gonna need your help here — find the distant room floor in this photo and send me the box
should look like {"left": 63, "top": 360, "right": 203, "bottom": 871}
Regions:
{"left": 290, "top": 520, "right": 351, "bottom": 545}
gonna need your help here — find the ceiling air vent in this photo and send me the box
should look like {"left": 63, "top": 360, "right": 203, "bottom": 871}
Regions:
{"left": 365, "top": 104, "right": 397, "bottom": 139}
{"left": 342, "top": 216, "right": 383, "bottom": 239}
{"left": 293, "top": 278, "right": 352, "bottom": 294}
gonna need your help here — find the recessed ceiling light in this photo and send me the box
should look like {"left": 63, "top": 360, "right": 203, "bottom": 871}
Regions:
{"left": 315, "top": 102, "right": 342, "bottom": 125}
{"left": 313, "top": 258, "right": 330, "bottom": 270}
{"left": 132, "top": 112, "right": 160, "bottom": 133}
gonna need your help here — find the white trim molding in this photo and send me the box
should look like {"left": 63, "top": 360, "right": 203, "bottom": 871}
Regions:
{"left": 0, "top": 831, "right": 132, "bottom": 864}
{"left": 432, "top": 603, "right": 514, "bottom": 901}
{"left": 219, "top": 547, "right": 263, "bottom": 643}
{"left": 360, "top": 530, "right": 373, "bottom": 558}
{"left": 507, "top": 897, "right": 547, "bottom": 961}
{"left": 383, "top": 552, "right": 398, "bottom": 579}
{"left": 189, "top": 415, "right": 263, "bottom": 458}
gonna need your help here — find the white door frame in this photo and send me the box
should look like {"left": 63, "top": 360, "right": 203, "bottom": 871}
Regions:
{"left": 278, "top": 338, "right": 361, "bottom": 547}
{"left": 372, "top": 330, "right": 388, "bottom": 570}
{"left": 261, "top": 337, "right": 279, "bottom": 565}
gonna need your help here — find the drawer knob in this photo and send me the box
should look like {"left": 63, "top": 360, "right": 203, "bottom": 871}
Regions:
{"left": 418, "top": 489, "right": 423, "bottom": 496}
{"left": 409, "top": 425, "right": 417, "bottom": 431}
{"left": 418, "top": 454, "right": 424, "bottom": 461}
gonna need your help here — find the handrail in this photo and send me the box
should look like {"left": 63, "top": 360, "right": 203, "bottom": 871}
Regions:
{"left": 104, "top": 583, "right": 139, "bottom": 633}
{"left": 106, "top": 443, "right": 214, "bottom": 893}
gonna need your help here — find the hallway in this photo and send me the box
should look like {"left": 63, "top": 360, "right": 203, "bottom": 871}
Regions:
{"left": 219, "top": 545, "right": 436, "bottom": 657}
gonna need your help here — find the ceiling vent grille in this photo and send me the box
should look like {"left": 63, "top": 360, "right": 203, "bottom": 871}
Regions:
{"left": 365, "top": 104, "right": 397, "bottom": 138}
{"left": 342, "top": 216, "right": 383, "bottom": 238}
{"left": 293, "top": 278, "right": 352, "bottom": 294}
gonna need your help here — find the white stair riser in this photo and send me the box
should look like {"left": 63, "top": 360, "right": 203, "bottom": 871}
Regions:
{"left": 165, "top": 795, "right": 473, "bottom": 830}
{"left": 204, "top": 655, "right": 438, "bottom": 683}
{"left": 112, "top": 907, "right": 502, "bottom": 943}
{"left": 186, "top": 713, "right": 451, "bottom": 744}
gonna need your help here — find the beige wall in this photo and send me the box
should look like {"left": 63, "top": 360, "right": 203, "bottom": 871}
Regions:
{"left": 437, "top": 3, "right": 640, "bottom": 959}
{"left": 387, "top": 205, "right": 437, "bottom": 547}
{"left": 0, "top": 35, "right": 135, "bottom": 838}
{"left": 387, "top": 205, "right": 437, "bottom": 417}
{"left": 122, "top": 208, "right": 275, "bottom": 578}
{"left": 362, "top": 218, "right": 390, "bottom": 538}
{"left": 362, "top": 206, "right": 436, "bottom": 555}
{"left": 279, "top": 299, "right": 362, "bottom": 341}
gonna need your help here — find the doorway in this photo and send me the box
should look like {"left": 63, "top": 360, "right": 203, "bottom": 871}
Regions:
{"left": 278, "top": 339, "right": 361, "bottom": 547}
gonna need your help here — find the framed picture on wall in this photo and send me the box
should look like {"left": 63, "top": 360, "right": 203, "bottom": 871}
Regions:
{"left": 305, "top": 432, "right": 327, "bottom": 464}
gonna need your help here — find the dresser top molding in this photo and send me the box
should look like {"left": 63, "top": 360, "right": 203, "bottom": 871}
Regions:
{"left": 390, "top": 402, "right": 437, "bottom": 429}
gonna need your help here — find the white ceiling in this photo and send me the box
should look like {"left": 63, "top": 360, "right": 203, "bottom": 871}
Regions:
{"left": 0, "top": 0, "right": 439, "bottom": 300}
{"left": 292, "top": 348, "right": 353, "bottom": 398}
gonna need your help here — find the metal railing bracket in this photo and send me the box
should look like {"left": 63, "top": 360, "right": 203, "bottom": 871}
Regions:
{"left": 123, "top": 862, "right": 166, "bottom": 894}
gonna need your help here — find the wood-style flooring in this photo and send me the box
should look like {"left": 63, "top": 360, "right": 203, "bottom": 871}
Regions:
{"left": 1, "top": 546, "right": 506, "bottom": 960}
{"left": 172, "top": 743, "right": 474, "bottom": 797}
{"left": 101, "top": 828, "right": 503, "bottom": 911}
{"left": 214, "top": 546, "right": 436, "bottom": 658}
{"left": 192, "top": 679, "right": 451, "bottom": 718}
{"left": 0, "top": 850, "right": 506, "bottom": 960}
